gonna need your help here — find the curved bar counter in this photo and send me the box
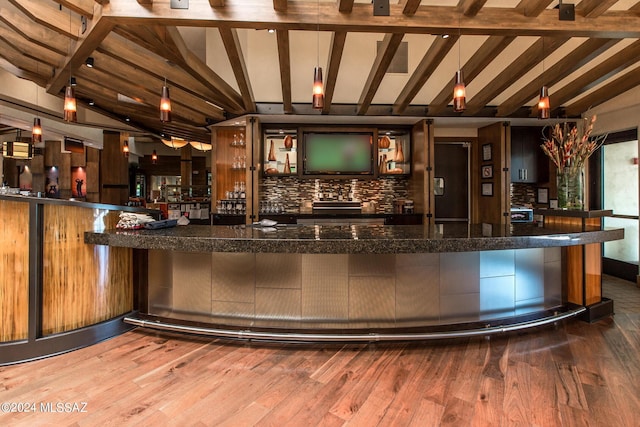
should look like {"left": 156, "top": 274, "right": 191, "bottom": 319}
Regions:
{"left": 0, "top": 194, "right": 158, "bottom": 365}
{"left": 85, "top": 222, "right": 623, "bottom": 342}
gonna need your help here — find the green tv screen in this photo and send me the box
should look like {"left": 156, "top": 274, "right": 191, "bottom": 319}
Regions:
{"left": 303, "top": 133, "right": 373, "bottom": 175}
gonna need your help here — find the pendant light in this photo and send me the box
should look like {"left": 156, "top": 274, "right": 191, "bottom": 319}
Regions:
{"left": 160, "top": 78, "right": 171, "bottom": 122}
{"left": 123, "top": 139, "right": 129, "bottom": 157}
{"left": 63, "top": 9, "right": 77, "bottom": 122}
{"left": 151, "top": 150, "right": 158, "bottom": 164}
{"left": 452, "top": 25, "right": 466, "bottom": 112}
{"left": 312, "top": 0, "right": 324, "bottom": 109}
{"left": 32, "top": 63, "right": 42, "bottom": 143}
{"left": 538, "top": 38, "right": 550, "bottom": 119}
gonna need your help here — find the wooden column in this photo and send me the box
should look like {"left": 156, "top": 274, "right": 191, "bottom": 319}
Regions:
{"left": 181, "top": 145, "right": 192, "bottom": 197}
{"left": 100, "top": 131, "right": 129, "bottom": 205}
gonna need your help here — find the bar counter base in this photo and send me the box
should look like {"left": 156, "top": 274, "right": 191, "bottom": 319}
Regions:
{"left": 124, "top": 307, "right": 586, "bottom": 343}
{"left": 580, "top": 298, "right": 614, "bottom": 323}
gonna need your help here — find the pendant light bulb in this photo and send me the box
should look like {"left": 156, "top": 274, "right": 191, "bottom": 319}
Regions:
{"left": 538, "top": 86, "right": 550, "bottom": 120}
{"left": 32, "top": 117, "right": 42, "bottom": 143}
{"left": 453, "top": 70, "right": 466, "bottom": 113}
{"left": 160, "top": 84, "right": 171, "bottom": 122}
{"left": 63, "top": 85, "right": 77, "bottom": 122}
{"left": 312, "top": 67, "right": 324, "bottom": 109}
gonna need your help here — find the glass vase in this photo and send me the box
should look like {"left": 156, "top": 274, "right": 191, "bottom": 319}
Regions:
{"left": 556, "top": 167, "right": 583, "bottom": 210}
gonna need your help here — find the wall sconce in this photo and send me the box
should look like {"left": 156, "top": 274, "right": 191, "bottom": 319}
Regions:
{"left": 152, "top": 150, "right": 158, "bottom": 164}
{"left": 160, "top": 81, "right": 171, "bottom": 122}
{"left": 85, "top": 57, "right": 94, "bottom": 68}
{"left": 123, "top": 139, "right": 129, "bottom": 157}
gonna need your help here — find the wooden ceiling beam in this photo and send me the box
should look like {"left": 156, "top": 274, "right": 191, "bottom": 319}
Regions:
{"left": 357, "top": 33, "right": 405, "bottom": 115}
{"left": 11, "top": 0, "right": 82, "bottom": 38}
{"left": 496, "top": 38, "right": 618, "bottom": 117}
{"left": 322, "top": 31, "right": 347, "bottom": 115}
{"left": 53, "top": 0, "right": 96, "bottom": 20}
{"left": 0, "top": 57, "right": 47, "bottom": 87}
{"left": 393, "top": 35, "right": 459, "bottom": 115}
{"left": 209, "top": 0, "right": 225, "bottom": 7}
{"left": 515, "top": 0, "right": 553, "bottom": 17}
{"left": 0, "top": 38, "right": 51, "bottom": 84}
{"left": 401, "top": 0, "right": 422, "bottom": 16}
{"left": 100, "top": 1, "right": 640, "bottom": 38}
{"left": 577, "top": 0, "right": 620, "bottom": 18}
{"left": 218, "top": 27, "right": 256, "bottom": 112}
{"left": 273, "top": 0, "right": 287, "bottom": 12}
{"left": 457, "top": 0, "right": 488, "bottom": 17}
{"left": 427, "top": 35, "right": 515, "bottom": 116}
{"left": 337, "top": 0, "right": 354, "bottom": 13}
{"left": 463, "top": 36, "right": 569, "bottom": 116}
{"left": 564, "top": 70, "right": 640, "bottom": 116}
{"left": 276, "top": 29, "right": 293, "bottom": 114}
{"left": 0, "top": 21, "right": 63, "bottom": 68}
{"left": 533, "top": 39, "right": 640, "bottom": 117}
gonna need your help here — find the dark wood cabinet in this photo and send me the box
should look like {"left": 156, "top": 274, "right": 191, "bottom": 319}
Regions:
{"left": 511, "top": 126, "right": 549, "bottom": 183}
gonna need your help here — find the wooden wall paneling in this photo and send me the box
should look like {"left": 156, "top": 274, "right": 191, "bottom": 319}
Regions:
{"left": 100, "top": 131, "right": 129, "bottom": 205}
{"left": 44, "top": 140, "right": 61, "bottom": 167}
{"left": 31, "top": 154, "right": 45, "bottom": 193}
{"left": 58, "top": 153, "right": 72, "bottom": 199}
{"left": 410, "top": 119, "right": 428, "bottom": 223}
{"left": 475, "top": 122, "right": 506, "bottom": 224}
{"left": 584, "top": 243, "right": 602, "bottom": 306}
{"left": 215, "top": 127, "right": 246, "bottom": 203}
{"left": 0, "top": 200, "right": 30, "bottom": 342}
{"left": 564, "top": 245, "right": 584, "bottom": 305}
{"left": 71, "top": 151, "right": 86, "bottom": 167}
{"left": 210, "top": 128, "right": 218, "bottom": 208}
{"left": 2, "top": 158, "right": 18, "bottom": 187}
{"left": 41, "top": 205, "right": 133, "bottom": 336}
{"left": 87, "top": 146, "right": 100, "bottom": 163}
{"left": 180, "top": 145, "right": 193, "bottom": 192}
{"left": 250, "top": 116, "right": 260, "bottom": 222}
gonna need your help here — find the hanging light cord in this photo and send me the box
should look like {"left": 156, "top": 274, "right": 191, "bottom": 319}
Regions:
{"left": 316, "top": 0, "right": 320, "bottom": 67}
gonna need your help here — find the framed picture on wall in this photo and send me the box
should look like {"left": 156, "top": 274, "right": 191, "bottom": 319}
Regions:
{"left": 537, "top": 187, "right": 549, "bottom": 204}
{"left": 481, "top": 164, "right": 493, "bottom": 179}
{"left": 481, "top": 182, "right": 493, "bottom": 196}
{"left": 482, "top": 144, "right": 492, "bottom": 161}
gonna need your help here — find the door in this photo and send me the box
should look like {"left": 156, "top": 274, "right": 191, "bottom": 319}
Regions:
{"left": 434, "top": 142, "right": 470, "bottom": 222}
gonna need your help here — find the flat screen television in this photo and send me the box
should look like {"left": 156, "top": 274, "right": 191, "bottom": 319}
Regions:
{"left": 303, "top": 132, "right": 374, "bottom": 175}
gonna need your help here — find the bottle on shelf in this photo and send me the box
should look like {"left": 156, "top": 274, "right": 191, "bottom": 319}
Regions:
{"left": 395, "top": 141, "right": 404, "bottom": 163}
{"left": 338, "top": 188, "right": 344, "bottom": 201}
{"left": 284, "top": 153, "right": 291, "bottom": 174}
{"left": 268, "top": 140, "right": 276, "bottom": 161}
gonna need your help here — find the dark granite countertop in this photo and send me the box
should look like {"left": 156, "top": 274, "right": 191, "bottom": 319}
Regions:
{"left": 84, "top": 223, "right": 624, "bottom": 254}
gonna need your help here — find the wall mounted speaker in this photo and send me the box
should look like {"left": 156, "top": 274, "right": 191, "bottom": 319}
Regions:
{"left": 559, "top": 3, "right": 575, "bottom": 21}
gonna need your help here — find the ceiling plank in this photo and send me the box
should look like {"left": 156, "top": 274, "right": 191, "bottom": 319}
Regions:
{"left": 401, "top": 0, "right": 422, "bottom": 16}
{"left": 47, "top": 6, "right": 114, "bottom": 96}
{"left": 218, "top": 27, "right": 256, "bottom": 112}
{"left": 577, "top": 0, "right": 619, "bottom": 18}
{"left": 457, "top": 0, "right": 488, "bottom": 17}
{"left": 0, "top": 38, "right": 51, "bottom": 83}
{"left": 357, "top": 33, "right": 405, "bottom": 115}
{"left": 427, "top": 35, "right": 515, "bottom": 116}
{"left": 516, "top": 0, "right": 553, "bottom": 17}
{"left": 534, "top": 39, "right": 640, "bottom": 117}
{"left": 631, "top": 2, "right": 640, "bottom": 13}
{"left": 393, "top": 35, "right": 459, "bottom": 115}
{"left": 337, "top": 0, "right": 354, "bottom": 13}
{"left": 0, "top": 1, "right": 70, "bottom": 56}
{"left": 462, "top": 36, "right": 569, "bottom": 116}
{"left": 158, "top": 26, "right": 245, "bottom": 113}
{"left": 137, "top": 0, "right": 152, "bottom": 5}
{"left": 209, "top": 0, "right": 225, "bottom": 7}
{"left": 322, "top": 31, "right": 347, "bottom": 114}
{"left": 276, "top": 29, "right": 293, "bottom": 114}
{"left": 496, "top": 38, "right": 618, "bottom": 117}
{"left": 100, "top": 1, "right": 640, "bottom": 38}
{"left": 11, "top": 0, "right": 82, "bottom": 38}
{"left": 0, "top": 21, "right": 64, "bottom": 68}
{"left": 564, "top": 69, "right": 640, "bottom": 116}
{"left": 273, "top": 0, "right": 287, "bottom": 12}
{"left": 0, "top": 57, "right": 47, "bottom": 87}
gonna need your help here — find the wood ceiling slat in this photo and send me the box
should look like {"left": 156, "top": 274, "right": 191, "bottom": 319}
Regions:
{"left": 357, "top": 33, "right": 405, "bottom": 115}
{"left": 337, "top": 0, "right": 355, "bottom": 13}
{"left": 515, "top": 0, "right": 554, "bottom": 17}
{"left": 630, "top": 2, "right": 640, "bottom": 13}
{"left": 0, "top": 57, "right": 47, "bottom": 86}
{"left": 100, "top": 1, "right": 640, "bottom": 38}
{"left": 577, "top": 0, "right": 620, "bottom": 18}
{"left": 0, "top": 22, "right": 64, "bottom": 68}
{"left": 209, "top": 0, "right": 225, "bottom": 7}
{"left": 463, "top": 36, "right": 569, "bottom": 116}
{"left": 53, "top": 0, "right": 96, "bottom": 19}
{"left": 322, "top": 31, "right": 347, "bottom": 115}
{"left": 427, "top": 35, "right": 516, "bottom": 116}
{"left": 0, "top": 38, "right": 50, "bottom": 84}
{"left": 402, "top": 0, "right": 422, "bottom": 16}
{"left": 393, "top": 35, "right": 459, "bottom": 115}
{"left": 564, "top": 69, "right": 640, "bottom": 116}
{"left": 11, "top": 0, "right": 82, "bottom": 38}
{"left": 137, "top": 1, "right": 153, "bottom": 6}
{"left": 100, "top": 30, "right": 235, "bottom": 112}
{"left": 218, "top": 27, "right": 256, "bottom": 112}
{"left": 534, "top": 40, "right": 640, "bottom": 117}
{"left": 0, "top": 1, "right": 71, "bottom": 56}
{"left": 496, "top": 38, "right": 619, "bottom": 117}
{"left": 273, "top": 0, "right": 287, "bottom": 12}
{"left": 276, "top": 29, "right": 293, "bottom": 114}
{"left": 457, "top": 0, "right": 488, "bottom": 17}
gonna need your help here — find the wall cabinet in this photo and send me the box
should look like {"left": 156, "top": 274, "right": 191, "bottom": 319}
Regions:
{"left": 511, "top": 126, "right": 549, "bottom": 183}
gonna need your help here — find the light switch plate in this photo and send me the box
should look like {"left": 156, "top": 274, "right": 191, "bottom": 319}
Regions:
{"left": 170, "top": 0, "right": 189, "bottom": 9}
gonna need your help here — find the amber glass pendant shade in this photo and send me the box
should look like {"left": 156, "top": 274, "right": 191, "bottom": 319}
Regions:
{"left": 63, "top": 86, "right": 77, "bottom": 122}
{"left": 151, "top": 150, "right": 158, "bottom": 164}
{"left": 453, "top": 70, "right": 466, "bottom": 113}
{"left": 312, "top": 67, "right": 324, "bottom": 109}
{"left": 32, "top": 117, "right": 42, "bottom": 143}
{"left": 123, "top": 140, "right": 130, "bottom": 157}
{"left": 160, "top": 85, "right": 171, "bottom": 122}
{"left": 538, "top": 86, "right": 550, "bottom": 119}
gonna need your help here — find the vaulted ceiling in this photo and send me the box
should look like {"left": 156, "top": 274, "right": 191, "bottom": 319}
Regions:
{"left": 2, "top": 0, "right": 640, "bottom": 144}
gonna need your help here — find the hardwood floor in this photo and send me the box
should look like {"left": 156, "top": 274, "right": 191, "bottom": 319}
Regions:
{"left": 1, "top": 276, "right": 639, "bottom": 426}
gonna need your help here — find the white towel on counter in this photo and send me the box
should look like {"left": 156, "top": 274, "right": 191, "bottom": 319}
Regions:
{"left": 116, "top": 212, "right": 156, "bottom": 229}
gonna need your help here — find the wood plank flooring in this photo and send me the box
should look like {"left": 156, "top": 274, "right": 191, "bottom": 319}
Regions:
{"left": 1, "top": 276, "right": 639, "bottom": 426}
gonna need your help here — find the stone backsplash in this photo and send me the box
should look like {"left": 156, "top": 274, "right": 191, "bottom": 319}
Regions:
{"left": 260, "top": 176, "right": 411, "bottom": 213}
